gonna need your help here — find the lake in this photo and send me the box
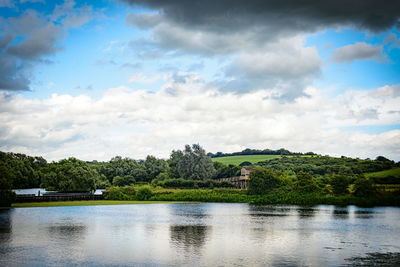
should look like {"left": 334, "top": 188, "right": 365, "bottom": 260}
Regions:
{"left": 0, "top": 203, "right": 399, "bottom": 266}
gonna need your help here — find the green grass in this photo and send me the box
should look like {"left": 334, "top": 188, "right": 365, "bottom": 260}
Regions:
{"left": 365, "top": 167, "right": 400, "bottom": 179}
{"left": 212, "top": 155, "right": 280, "bottom": 165}
{"left": 11, "top": 200, "right": 184, "bottom": 208}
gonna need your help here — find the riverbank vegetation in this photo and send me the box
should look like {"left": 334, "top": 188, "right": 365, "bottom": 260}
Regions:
{"left": 1, "top": 145, "right": 399, "bottom": 207}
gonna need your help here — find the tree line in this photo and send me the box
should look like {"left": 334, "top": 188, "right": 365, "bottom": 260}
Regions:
{"left": 208, "top": 148, "right": 316, "bottom": 158}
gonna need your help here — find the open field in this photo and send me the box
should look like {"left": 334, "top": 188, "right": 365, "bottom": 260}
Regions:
{"left": 365, "top": 167, "right": 400, "bottom": 179}
{"left": 211, "top": 155, "right": 280, "bottom": 165}
{"left": 11, "top": 200, "right": 185, "bottom": 208}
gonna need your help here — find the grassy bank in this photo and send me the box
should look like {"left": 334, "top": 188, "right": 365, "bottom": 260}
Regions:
{"left": 11, "top": 200, "right": 185, "bottom": 208}
{"left": 102, "top": 186, "right": 400, "bottom": 207}
{"left": 150, "top": 189, "right": 400, "bottom": 207}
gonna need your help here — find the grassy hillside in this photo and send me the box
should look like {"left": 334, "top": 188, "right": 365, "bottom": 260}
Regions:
{"left": 365, "top": 167, "right": 400, "bottom": 179}
{"left": 212, "top": 155, "right": 279, "bottom": 165}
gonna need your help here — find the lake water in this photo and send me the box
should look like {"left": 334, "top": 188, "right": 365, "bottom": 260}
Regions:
{"left": 0, "top": 203, "right": 399, "bottom": 266}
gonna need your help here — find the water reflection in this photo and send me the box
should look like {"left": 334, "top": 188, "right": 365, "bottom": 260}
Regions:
{"left": 248, "top": 205, "right": 292, "bottom": 217}
{"left": 170, "top": 225, "right": 210, "bottom": 250}
{"left": 46, "top": 222, "right": 87, "bottom": 242}
{"left": 0, "top": 204, "right": 399, "bottom": 267}
{"left": 0, "top": 209, "right": 12, "bottom": 234}
{"left": 354, "top": 210, "right": 375, "bottom": 219}
{"left": 296, "top": 206, "right": 316, "bottom": 218}
{"left": 333, "top": 207, "right": 350, "bottom": 219}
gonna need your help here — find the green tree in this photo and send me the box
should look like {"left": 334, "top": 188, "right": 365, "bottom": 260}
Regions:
{"left": 0, "top": 164, "right": 16, "bottom": 206}
{"left": 330, "top": 175, "right": 350, "bottom": 195}
{"left": 144, "top": 155, "right": 168, "bottom": 181}
{"left": 248, "top": 167, "right": 281, "bottom": 195}
{"left": 170, "top": 144, "right": 216, "bottom": 180}
{"left": 295, "top": 171, "right": 319, "bottom": 193}
{"left": 353, "top": 178, "right": 376, "bottom": 197}
{"left": 112, "top": 175, "right": 135, "bottom": 186}
{"left": 41, "top": 158, "right": 99, "bottom": 192}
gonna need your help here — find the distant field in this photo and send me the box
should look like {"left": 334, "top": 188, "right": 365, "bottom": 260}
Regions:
{"left": 212, "top": 155, "right": 280, "bottom": 165}
{"left": 365, "top": 167, "right": 400, "bottom": 179}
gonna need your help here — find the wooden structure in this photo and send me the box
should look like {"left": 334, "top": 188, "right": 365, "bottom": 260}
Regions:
{"left": 216, "top": 168, "right": 254, "bottom": 189}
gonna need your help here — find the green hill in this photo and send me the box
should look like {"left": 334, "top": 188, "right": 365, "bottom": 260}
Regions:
{"left": 365, "top": 167, "right": 400, "bottom": 180}
{"left": 211, "top": 155, "right": 280, "bottom": 165}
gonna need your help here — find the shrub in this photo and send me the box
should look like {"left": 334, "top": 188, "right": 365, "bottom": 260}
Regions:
{"left": 353, "top": 178, "right": 376, "bottom": 197}
{"left": 295, "top": 171, "right": 319, "bottom": 193}
{"left": 330, "top": 175, "right": 350, "bottom": 195}
{"left": 136, "top": 187, "right": 153, "bottom": 200}
{"left": 248, "top": 167, "right": 281, "bottom": 195}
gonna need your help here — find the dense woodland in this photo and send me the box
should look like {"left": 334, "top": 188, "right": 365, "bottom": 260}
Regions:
{"left": 1, "top": 145, "right": 399, "bottom": 206}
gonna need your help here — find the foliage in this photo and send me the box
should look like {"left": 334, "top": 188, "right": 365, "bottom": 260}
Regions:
{"left": 155, "top": 178, "right": 235, "bottom": 189}
{"left": 248, "top": 167, "right": 282, "bottom": 195}
{"left": 144, "top": 155, "right": 168, "bottom": 181}
{"left": 330, "top": 175, "right": 350, "bottom": 195}
{"left": 353, "top": 178, "right": 376, "bottom": 197}
{"left": 239, "top": 161, "right": 252, "bottom": 167}
{"left": 0, "top": 151, "right": 47, "bottom": 189}
{"left": 112, "top": 175, "right": 135, "bottom": 186}
{"left": 169, "top": 144, "right": 215, "bottom": 180}
{"left": 208, "top": 148, "right": 313, "bottom": 158}
{"left": 0, "top": 164, "right": 16, "bottom": 206}
{"left": 257, "top": 155, "right": 396, "bottom": 177}
{"left": 213, "top": 161, "right": 240, "bottom": 178}
{"left": 136, "top": 187, "right": 153, "bottom": 200}
{"left": 41, "top": 158, "right": 98, "bottom": 192}
{"left": 295, "top": 171, "right": 320, "bottom": 193}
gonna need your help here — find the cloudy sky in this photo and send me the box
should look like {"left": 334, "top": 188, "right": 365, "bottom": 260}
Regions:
{"left": 0, "top": 0, "right": 400, "bottom": 161}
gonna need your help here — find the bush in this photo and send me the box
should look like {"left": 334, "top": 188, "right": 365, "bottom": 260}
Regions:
{"left": 353, "top": 178, "right": 376, "bottom": 197}
{"left": 295, "top": 171, "right": 319, "bottom": 193}
{"left": 330, "top": 175, "right": 350, "bottom": 195}
{"left": 0, "top": 190, "right": 16, "bottom": 207}
{"left": 248, "top": 167, "right": 281, "bottom": 195}
{"left": 136, "top": 187, "right": 153, "bottom": 200}
{"left": 112, "top": 175, "right": 135, "bottom": 186}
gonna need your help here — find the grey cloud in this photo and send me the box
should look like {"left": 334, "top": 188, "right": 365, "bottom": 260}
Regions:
{"left": 123, "top": 0, "right": 400, "bottom": 33}
{"left": 126, "top": 12, "right": 162, "bottom": 29}
{"left": 7, "top": 23, "right": 65, "bottom": 60}
{"left": 332, "top": 42, "right": 384, "bottom": 63}
{"left": 0, "top": 2, "right": 94, "bottom": 91}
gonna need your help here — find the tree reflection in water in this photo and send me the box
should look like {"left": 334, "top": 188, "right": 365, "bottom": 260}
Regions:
{"left": 170, "top": 225, "right": 210, "bottom": 251}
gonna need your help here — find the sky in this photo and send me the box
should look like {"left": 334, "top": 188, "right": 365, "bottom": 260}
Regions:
{"left": 0, "top": 0, "right": 400, "bottom": 161}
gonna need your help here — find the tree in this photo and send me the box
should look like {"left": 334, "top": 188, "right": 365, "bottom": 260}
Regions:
{"left": 248, "top": 167, "right": 281, "bottom": 195}
{"left": 169, "top": 144, "right": 216, "bottom": 180}
{"left": 41, "top": 158, "right": 99, "bottom": 192}
{"left": 144, "top": 155, "right": 168, "bottom": 181}
{"left": 112, "top": 175, "right": 135, "bottom": 186}
{"left": 0, "top": 164, "right": 16, "bottom": 206}
{"left": 353, "top": 178, "right": 376, "bottom": 197}
{"left": 330, "top": 175, "right": 350, "bottom": 195}
{"left": 295, "top": 171, "right": 319, "bottom": 193}
{"left": 239, "top": 161, "right": 252, "bottom": 167}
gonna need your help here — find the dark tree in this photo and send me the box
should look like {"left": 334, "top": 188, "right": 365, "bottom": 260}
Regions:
{"left": 248, "top": 167, "right": 281, "bottom": 195}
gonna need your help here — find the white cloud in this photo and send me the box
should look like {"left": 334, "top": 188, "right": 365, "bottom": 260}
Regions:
{"left": 128, "top": 73, "right": 161, "bottom": 84}
{"left": 0, "top": 77, "right": 399, "bottom": 161}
